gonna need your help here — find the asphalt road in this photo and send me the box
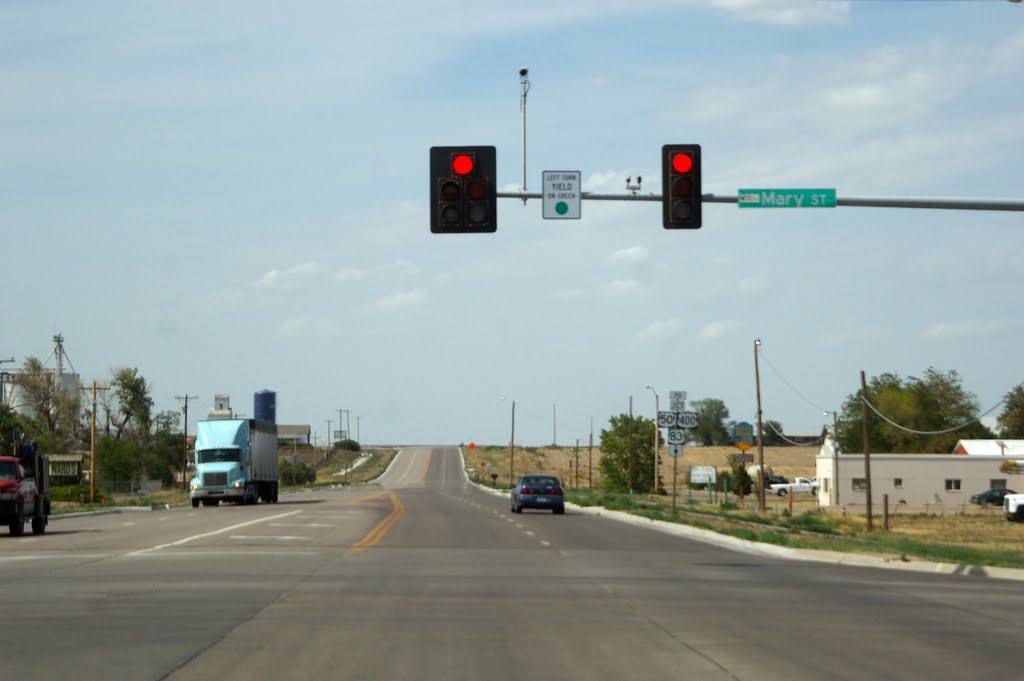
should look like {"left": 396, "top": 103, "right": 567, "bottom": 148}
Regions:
{"left": 1, "top": 446, "right": 1020, "bottom": 681}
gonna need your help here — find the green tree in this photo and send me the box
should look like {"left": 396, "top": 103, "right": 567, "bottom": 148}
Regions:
{"left": 997, "top": 385, "right": 1024, "bottom": 438}
{"left": 95, "top": 435, "right": 139, "bottom": 484}
{"left": 761, "top": 419, "right": 786, "bottom": 446}
{"left": 0, "top": 404, "right": 30, "bottom": 456}
{"left": 103, "top": 367, "right": 154, "bottom": 442}
{"left": 599, "top": 413, "right": 656, "bottom": 493}
{"left": 11, "top": 356, "right": 81, "bottom": 452}
{"left": 146, "top": 411, "right": 186, "bottom": 485}
{"left": 689, "top": 398, "right": 731, "bottom": 446}
{"left": 837, "top": 368, "right": 994, "bottom": 454}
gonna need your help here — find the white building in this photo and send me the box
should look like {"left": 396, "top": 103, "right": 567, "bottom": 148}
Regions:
{"left": 815, "top": 438, "right": 1024, "bottom": 514}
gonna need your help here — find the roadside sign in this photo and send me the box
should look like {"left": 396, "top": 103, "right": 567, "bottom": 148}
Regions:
{"left": 676, "top": 411, "right": 698, "bottom": 429}
{"left": 542, "top": 171, "right": 581, "bottom": 219}
{"left": 690, "top": 466, "right": 716, "bottom": 484}
{"left": 669, "top": 445, "right": 683, "bottom": 458}
{"left": 669, "top": 391, "right": 687, "bottom": 402}
{"left": 733, "top": 421, "right": 755, "bottom": 451}
{"left": 738, "top": 188, "right": 836, "bottom": 208}
{"left": 667, "top": 428, "right": 686, "bottom": 445}
{"left": 736, "top": 453, "right": 754, "bottom": 463}
{"left": 658, "top": 411, "right": 677, "bottom": 428}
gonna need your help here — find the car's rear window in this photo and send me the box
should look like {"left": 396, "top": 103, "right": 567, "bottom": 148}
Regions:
{"left": 523, "top": 476, "right": 560, "bottom": 488}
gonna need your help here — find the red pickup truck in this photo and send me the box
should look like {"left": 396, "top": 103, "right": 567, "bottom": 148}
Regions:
{"left": 0, "top": 450, "right": 50, "bottom": 536}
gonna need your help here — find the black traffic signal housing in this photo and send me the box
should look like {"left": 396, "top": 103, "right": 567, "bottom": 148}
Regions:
{"left": 430, "top": 146, "right": 497, "bottom": 233}
{"left": 661, "top": 144, "right": 702, "bottom": 229}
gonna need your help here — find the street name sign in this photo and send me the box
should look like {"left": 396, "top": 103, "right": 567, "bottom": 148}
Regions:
{"left": 542, "top": 171, "right": 581, "bottom": 219}
{"left": 738, "top": 188, "right": 836, "bottom": 208}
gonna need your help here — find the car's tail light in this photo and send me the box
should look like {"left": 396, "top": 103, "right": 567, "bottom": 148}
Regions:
{"left": 550, "top": 488, "right": 563, "bottom": 496}
{"left": 520, "top": 488, "right": 535, "bottom": 495}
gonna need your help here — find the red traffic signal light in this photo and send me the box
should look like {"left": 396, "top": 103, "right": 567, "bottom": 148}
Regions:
{"left": 662, "top": 144, "right": 702, "bottom": 229}
{"left": 430, "top": 146, "right": 497, "bottom": 233}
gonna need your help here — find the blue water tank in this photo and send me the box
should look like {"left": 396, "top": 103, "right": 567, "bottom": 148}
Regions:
{"left": 254, "top": 390, "right": 277, "bottom": 424}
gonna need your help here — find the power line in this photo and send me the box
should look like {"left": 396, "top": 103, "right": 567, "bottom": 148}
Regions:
{"left": 756, "top": 345, "right": 832, "bottom": 415}
{"left": 860, "top": 388, "right": 1014, "bottom": 436}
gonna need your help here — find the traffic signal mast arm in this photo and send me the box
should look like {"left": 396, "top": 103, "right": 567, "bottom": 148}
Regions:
{"left": 495, "top": 191, "right": 1024, "bottom": 211}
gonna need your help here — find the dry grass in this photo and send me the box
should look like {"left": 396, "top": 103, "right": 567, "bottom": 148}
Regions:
{"left": 464, "top": 444, "right": 1024, "bottom": 566}
{"left": 465, "top": 444, "right": 817, "bottom": 489}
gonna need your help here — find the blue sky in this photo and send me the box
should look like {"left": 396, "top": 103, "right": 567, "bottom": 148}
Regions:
{"left": 3, "top": 0, "right": 1022, "bottom": 447}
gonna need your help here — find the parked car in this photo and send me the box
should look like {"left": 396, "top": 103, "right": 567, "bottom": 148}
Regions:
{"left": 511, "top": 474, "right": 565, "bottom": 514}
{"left": 970, "top": 488, "right": 1016, "bottom": 506}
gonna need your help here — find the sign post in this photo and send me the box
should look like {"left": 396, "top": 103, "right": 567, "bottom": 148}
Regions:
{"left": 660, "top": 390, "right": 697, "bottom": 515}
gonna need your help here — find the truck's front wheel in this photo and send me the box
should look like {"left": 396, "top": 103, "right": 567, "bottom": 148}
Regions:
{"left": 9, "top": 503, "right": 25, "bottom": 537}
{"left": 31, "top": 506, "right": 46, "bottom": 535}
{"left": 191, "top": 499, "right": 200, "bottom": 508}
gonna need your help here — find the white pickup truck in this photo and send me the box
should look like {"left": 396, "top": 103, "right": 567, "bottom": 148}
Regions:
{"left": 1003, "top": 493, "right": 1024, "bottom": 521}
{"left": 768, "top": 476, "right": 818, "bottom": 496}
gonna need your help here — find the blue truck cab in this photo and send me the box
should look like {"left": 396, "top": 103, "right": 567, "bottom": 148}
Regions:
{"left": 190, "top": 419, "right": 278, "bottom": 507}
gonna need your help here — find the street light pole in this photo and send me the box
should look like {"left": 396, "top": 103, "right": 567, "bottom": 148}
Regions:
{"left": 646, "top": 385, "right": 659, "bottom": 495}
{"left": 508, "top": 400, "right": 516, "bottom": 485}
{"left": 754, "top": 338, "right": 766, "bottom": 513}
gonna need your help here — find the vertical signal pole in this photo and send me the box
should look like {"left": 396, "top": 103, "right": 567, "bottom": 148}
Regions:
{"left": 519, "top": 68, "right": 530, "bottom": 204}
{"left": 176, "top": 394, "right": 198, "bottom": 491}
{"left": 861, "top": 371, "right": 874, "bottom": 531}
{"left": 754, "top": 339, "right": 766, "bottom": 513}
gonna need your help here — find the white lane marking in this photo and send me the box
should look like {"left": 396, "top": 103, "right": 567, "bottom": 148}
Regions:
{"left": 122, "top": 522, "right": 136, "bottom": 526}
{"left": 525, "top": 531, "right": 535, "bottom": 537}
{"left": 0, "top": 554, "right": 112, "bottom": 564}
{"left": 541, "top": 541, "right": 551, "bottom": 547}
{"left": 269, "top": 523, "right": 332, "bottom": 528}
{"left": 127, "top": 510, "right": 303, "bottom": 555}
{"left": 230, "top": 535, "right": 306, "bottom": 541}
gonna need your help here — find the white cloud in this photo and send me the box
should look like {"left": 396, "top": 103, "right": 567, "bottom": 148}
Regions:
{"left": 257, "top": 261, "right": 327, "bottom": 288}
{"left": 699, "top": 320, "right": 742, "bottom": 340}
{"left": 635, "top": 318, "right": 683, "bottom": 343}
{"left": 921, "top": 321, "right": 1006, "bottom": 339}
{"left": 604, "top": 279, "right": 642, "bottom": 295}
{"left": 336, "top": 267, "right": 368, "bottom": 282}
{"left": 375, "top": 289, "right": 426, "bottom": 310}
{"left": 706, "top": 0, "right": 851, "bottom": 26}
{"left": 609, "top": 245, "right": 650, "bottom": 265}
{"left": 276, "top": 316, "right": 337, "bottom": 339}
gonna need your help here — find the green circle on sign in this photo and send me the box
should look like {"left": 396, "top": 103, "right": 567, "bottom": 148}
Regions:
{"left": 555, "top": 201, "right": 569, "bottom": 215}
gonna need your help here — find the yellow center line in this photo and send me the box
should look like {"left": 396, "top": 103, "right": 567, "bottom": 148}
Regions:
{"left": 351, "top": 490, "right": 404, "bottom": 554}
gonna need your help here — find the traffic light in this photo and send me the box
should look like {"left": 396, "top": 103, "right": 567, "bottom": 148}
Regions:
{"left": 661, "top": 144, "right": 701, "bottom": 229}
{"left": 430, "top": 146, "right": 497, "bottom": 233}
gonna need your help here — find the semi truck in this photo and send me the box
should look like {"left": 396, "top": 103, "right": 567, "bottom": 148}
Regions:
{"left": 190, "top": 419, "right": 279, "bottom": 507}
{"left": 0, "top": 442, "right": 50, "bottom": 536}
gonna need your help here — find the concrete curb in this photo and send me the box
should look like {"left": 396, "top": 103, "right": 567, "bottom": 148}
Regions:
{"left": 465, "top": 460, "right": 1024, "bottom": 582}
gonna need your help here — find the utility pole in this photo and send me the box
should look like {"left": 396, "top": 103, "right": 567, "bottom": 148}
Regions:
{"left": 628, "top": 396, "right": 635, "bottom": 494}
{"left": 646, "top": 385, "right": 659, "bottom": 495}
{"left": 357, "top": 416, "right": 360, "bottom": 445}
{"left": 552, "top": 403, "right": 556, "bottom": 447}
{"left": 754, "top": 338, "right": 766, "bottom": 513}
{"left": 81, "top": 381, "right": 109, "bottom": 504}
{"left": 508, "top": 400, "right": 516, "bottom": 485}
{"left": 588, "top": 421, "right": 594, "bottom": 488}
{"left": 175, "top": 394, "right": 198, "bottom": 490}
{"left": 861, "top": 371, "right": 874, "bottom": 531}
{"left": 325, "top": 419, "right": 332, "bottom": 451}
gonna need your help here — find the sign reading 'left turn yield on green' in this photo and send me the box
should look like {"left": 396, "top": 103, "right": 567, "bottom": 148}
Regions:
{"left": 738, "top": 188, "right": 836, "bottom": 208}
{"left": 543, "top": 171, "right": 582, "bottom": 219}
